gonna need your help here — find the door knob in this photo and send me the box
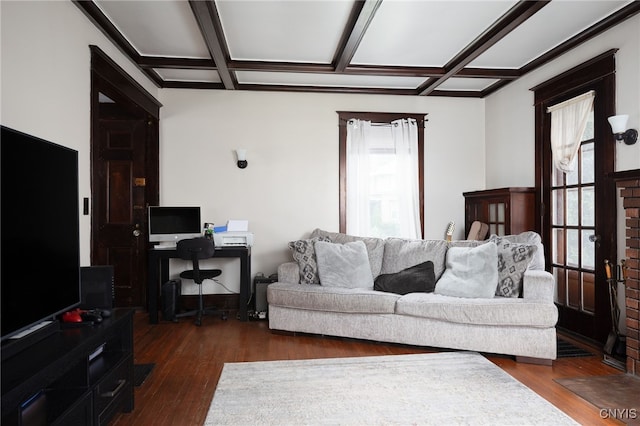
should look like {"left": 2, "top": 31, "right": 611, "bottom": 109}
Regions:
{"left": 133, "top": 223, "right": 141, "bottom": 237}
{"left": 588, "top": 234, "right": 600, "bottom": 242}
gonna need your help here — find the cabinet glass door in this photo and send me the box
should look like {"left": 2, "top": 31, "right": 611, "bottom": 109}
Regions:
{"left": 488, "top": 202, "right": 506, "bottom": 236}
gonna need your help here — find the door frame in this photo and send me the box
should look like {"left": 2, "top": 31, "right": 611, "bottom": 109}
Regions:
{"left": 90, "top": 45, "right": 161, "bottom": 307}
{"left": 532, "top": 50, "right": 617, "bottom": 343}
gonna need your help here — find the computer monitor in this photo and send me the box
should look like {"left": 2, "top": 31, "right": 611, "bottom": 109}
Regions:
{"left": 148, "top": 206, "right": 202, "bottom": 243}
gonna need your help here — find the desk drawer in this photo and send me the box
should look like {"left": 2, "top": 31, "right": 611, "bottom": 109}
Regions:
{"left": 93, "top": 354, "right": 133, "bottom": 425}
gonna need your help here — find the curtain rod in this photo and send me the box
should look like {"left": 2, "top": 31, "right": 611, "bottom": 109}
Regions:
{"left": 338, "top": 116, "right": 429, "bottom": 128}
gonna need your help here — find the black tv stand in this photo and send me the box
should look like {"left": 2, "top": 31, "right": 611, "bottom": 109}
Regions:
{"left": 1, "top": 309, "right": 134, "bottom": 425}
{"left": 1, "top": 320, "right": 60, "bottom": 362}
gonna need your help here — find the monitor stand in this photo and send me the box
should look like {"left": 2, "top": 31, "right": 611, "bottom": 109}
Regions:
{"left": 154, "top": 242, "right": 177, "bottom": 250}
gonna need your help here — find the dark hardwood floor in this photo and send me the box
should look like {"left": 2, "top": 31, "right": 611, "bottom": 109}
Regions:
{"left": 111, "top": 311, "right": 625, "bottom": 425}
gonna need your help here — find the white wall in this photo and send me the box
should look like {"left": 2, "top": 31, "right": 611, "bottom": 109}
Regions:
{"left": 8, "top": 1, "right": 634, "bottom": 303}
{"left": 159, "top": 90, "right": 485, "bottom": 292}
{"left": 486, "top": 15, "right": 640, "bottom": 184}
{"left": 485, "top": 15, "right": 640, "bottom": 334}
{"left": 1, "top": 1, "right": 159, "bottom": 265}
{"left": 0, "top": 0, "right": 485, "bottom": 296}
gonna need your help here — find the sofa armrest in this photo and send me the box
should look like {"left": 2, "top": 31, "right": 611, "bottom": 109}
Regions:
{"left": 277, "top": 262, "right": 300, "bottom": 284}
{"left": 522, "top": 270, "right": 555, "bottom": 303}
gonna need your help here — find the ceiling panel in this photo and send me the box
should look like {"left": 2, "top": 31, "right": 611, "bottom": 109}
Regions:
{"left": 216, "top": 0, "right": 355, "bottom": 63}
{"left": 352, "top": 0, "right": 518, "bottom": 66}
{"left": 470, "top": 0, "right": 632, "bottom": 68}
{"left": 236, "top": 71, "right": 425, "bottom": 89}
{"left": 95, "top": 0, "right": 210, "bottom": 58}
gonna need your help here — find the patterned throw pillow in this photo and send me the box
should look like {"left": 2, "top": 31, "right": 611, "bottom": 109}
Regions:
{"left": 489, "top": 235, "right": 537, "bottom": 298}
{"left": 288, "top": 236, "right": 331, "bottom": 284}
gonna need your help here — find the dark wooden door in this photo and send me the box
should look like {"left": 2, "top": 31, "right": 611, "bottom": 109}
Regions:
{"left": 93, "top": 109, "right": 149, "bottom": 307}
{"left": 90, "top": 46, "right": 160, "bottom": 310}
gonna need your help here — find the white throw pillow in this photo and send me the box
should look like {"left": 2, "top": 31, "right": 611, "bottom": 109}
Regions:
{"left": 434, "top": 243, "right": 499, "bottom": 298}
{"left": 315, "top": 240, "right": 374, "bottom": 289}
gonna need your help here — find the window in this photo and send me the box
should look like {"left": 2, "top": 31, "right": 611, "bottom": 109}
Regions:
{"left": 338, "top": 112, "right": 426, "bottom": 238}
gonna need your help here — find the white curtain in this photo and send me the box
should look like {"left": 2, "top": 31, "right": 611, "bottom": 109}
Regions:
{"left": 346, "top": 118, "right": 421, "bottom": 239}
{"left": 391, "top": 118, "right": 421, "bottom": 239}
{"left": 346, "top": 119, "right": 372, "bottom": 236}
{"left": 547, "top": 90, "right": 595, "bottom": 173}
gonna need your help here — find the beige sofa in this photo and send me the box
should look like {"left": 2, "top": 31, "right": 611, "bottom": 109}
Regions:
{"left": 267, "top": 229, "right": 558, "bottom": 363}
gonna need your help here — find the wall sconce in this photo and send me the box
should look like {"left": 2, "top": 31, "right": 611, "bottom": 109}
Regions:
{"left": 608, "top": 114, "right": 638, "bottom": 145}
{"left": 236, "top": 149, "right": 248, "bottom": 169}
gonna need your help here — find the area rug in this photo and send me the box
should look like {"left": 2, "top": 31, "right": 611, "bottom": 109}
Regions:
{"left": 555, "top": 374, "right": 640, "bottom": 425}
{"left": 205, "top": 352, "right": 578, "bottom": 425}
{"left": 133, "top": 363, "right": 155, "bottom": 387}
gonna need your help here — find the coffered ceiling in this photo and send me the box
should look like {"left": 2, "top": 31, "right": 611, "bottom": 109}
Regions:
{"left": 75, "top": 0, "right": 640, "bottom": 97}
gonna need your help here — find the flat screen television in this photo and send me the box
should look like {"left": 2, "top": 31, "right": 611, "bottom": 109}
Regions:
{"left": 1, "top": 126, "right": 81, "bottom": 343}
{"left": 148, "top": 206, "right": 202, "bottom": 244}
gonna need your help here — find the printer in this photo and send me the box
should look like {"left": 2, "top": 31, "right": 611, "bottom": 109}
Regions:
{"left": 212, "top": 220, "right": 254, "bottom": 247}
{"left": 214, "top": 231, "right": 254, "bottom": 247}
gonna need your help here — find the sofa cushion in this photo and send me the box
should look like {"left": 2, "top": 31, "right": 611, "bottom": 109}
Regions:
{"left": 489, "top": 236, "right": 537, "bottom": 298}
{"left": 396, "top": 292, "right": 558, "bottom": 328}
{"left": 381, "top": 238, "right": 449, "bottom": 281}
{"left": 315, "top": 241, "right": 374, "bottom": 289}
{"left": 288, "top": 236, "right": 331, "bottom": 284}
{"left": 434, "top": 243, "right": 499, "bottom": 299}
{"left": 267, "top": 282, "right": 399, "bottom": 314}
{"left": 311, "top": 228, "right": 385, "bottom": 278}
{"left": 374, "top": 261, "right": 436, "bottom": 295}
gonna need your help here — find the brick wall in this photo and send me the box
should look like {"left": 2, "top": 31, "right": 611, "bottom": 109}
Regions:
{"left": 617, "top": 175, "right": 640, "bottom": 376}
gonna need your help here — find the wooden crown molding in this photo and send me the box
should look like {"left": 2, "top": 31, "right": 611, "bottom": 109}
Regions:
{"left": 74, "top": 0, "right": 640, "bottom": 98}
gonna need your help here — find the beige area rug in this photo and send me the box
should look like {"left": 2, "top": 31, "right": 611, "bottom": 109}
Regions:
{"left": 205, "top": 352, "right": 578, "bottom": 425}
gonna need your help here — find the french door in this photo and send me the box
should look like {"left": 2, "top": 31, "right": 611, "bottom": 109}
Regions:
{"left": 550, "top": 112, "right": 599, "bottom": 334}
{"left": 535, "top": 52, "right": 617, "bottom": 344}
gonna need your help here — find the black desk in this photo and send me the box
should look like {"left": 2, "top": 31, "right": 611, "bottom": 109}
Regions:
{"left": 148, "top": 246, "right": 251, "bottom": 323}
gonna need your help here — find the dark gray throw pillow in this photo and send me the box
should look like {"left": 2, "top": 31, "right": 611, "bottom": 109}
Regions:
{"left": 374, "top": 261, "right": 436, "bottom": 295}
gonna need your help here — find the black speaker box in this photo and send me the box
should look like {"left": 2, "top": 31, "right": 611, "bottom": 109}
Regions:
{"left": 162, "top": 279, "right": 182, "bottom": 321}
{"left": 255, "top": 282, "right": 271, "bottom": 313}
{"left": 254, "top": 274, "right": 278, "bottom": 313}
{"left": 80, "top": 266, "right": 115, "bottom": 310}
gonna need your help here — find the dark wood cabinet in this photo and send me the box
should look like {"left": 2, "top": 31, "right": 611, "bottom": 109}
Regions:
{"left": 463, "top": 187, "right": 536, "bottom": 237}
{"left": 1, "top": 309, "right": 134, "bottom": 425}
